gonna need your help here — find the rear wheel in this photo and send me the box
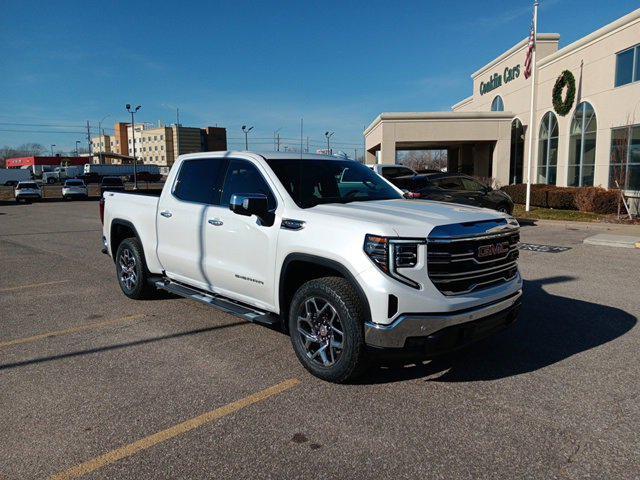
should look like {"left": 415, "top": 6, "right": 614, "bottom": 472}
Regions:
{"left": 288, "top": 277, "right": 367, "bottom": 383}
{"left": 115, "top": 238, "right": 155, "bottom": 299}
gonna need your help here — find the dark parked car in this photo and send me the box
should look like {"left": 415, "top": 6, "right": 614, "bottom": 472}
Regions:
{"left": 100, "top": 176, "right": 126, "bottom": 196}
{"left": 373, "top": 166, "right": 514, "bottom": 214}
{"left": 413, "top": 174, "right": 514, "bottom": 214}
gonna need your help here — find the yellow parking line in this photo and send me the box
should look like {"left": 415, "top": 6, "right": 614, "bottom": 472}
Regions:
{"left": 0, "top": 280, "right": 69, "bottom": 293}
{"left": 50, "top": 378, "right": 301, "bottom": 480}
{"left": 0, "top": 314, "right": 145, "bottom": 349}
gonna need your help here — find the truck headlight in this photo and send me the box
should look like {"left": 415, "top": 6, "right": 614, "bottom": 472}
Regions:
{"left": 363, "top": 234, "right": 424, "bottom": 289}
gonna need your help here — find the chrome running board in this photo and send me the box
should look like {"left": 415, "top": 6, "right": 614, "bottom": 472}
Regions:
{"left": 155, "top": 279, "right": 279, "bottom": 327}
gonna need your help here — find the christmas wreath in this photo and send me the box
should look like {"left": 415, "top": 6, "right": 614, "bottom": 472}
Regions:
{"left": 552, "top": 70, "right": 576, "bottom": 116}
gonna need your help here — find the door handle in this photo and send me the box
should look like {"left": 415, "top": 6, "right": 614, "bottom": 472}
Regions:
{"left": 208, "top": 219, "right": 224, "bottom": 226}
{"left": 160, "top": 210, "right": 172, "bottom": 218}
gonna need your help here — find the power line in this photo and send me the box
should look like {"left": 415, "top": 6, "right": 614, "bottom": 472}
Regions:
{"left": 0, "top": 128, "right": 87, "bottom": 134}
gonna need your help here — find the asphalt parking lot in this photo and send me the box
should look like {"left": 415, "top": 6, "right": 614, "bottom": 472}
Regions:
{"left": 1, "top": 200, "right": 639, "bottom": 480}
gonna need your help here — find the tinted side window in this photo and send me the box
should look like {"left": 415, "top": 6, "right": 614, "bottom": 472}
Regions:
{"left": 433, "top": 177, "right": 464, "bottom": 190}
{"left": 461, "top": 178, "right": 486, "bottom": 192}
{"left": 173, "top": 158, "right": 226, "bottom": 204}
{"left": 382, "top": 167, "right": 400, "bottom": 178}
{"left": 220, "top": 160, "right": 276, "bottom": 209}
{"left": 395, "top": 167, "right": 414, "bottom": 177}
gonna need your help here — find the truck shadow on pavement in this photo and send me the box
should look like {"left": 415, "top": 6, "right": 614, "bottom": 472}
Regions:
{"left": 361, "top": 276, "right": 637, "bottom": 384}
{"left": 0, "top": 321, "right": 246, "bottom": 371}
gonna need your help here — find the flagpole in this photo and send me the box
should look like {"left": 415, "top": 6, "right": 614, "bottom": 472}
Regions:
{"left": 525, "top": 0, "right": 539, "bottom": 212}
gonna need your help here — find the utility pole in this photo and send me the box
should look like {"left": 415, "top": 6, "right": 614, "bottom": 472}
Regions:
{"left": 306, "top": 137, "right": 309, "bottom": 153}
{"left": 126, "top": 104, "right": 142, "bottom": 189}
{"left": 75, "top": 141, "right": 81, "bottom": 156}
{"left": 176, "top": 107, "right": 180, "bottom": 126}
{"left": 50, "top": 144, "right": 56, "bottom": 156}
{"left": 277, "top": 133, "right": 280, "bottom": 151}
{"left": 86, "top": 121, "right": 92, "bottom": 160}
{"left": 98, "top": 115, "right": 110, "bottom": 164}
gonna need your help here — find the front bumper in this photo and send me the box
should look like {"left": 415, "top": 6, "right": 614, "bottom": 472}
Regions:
{"left": 364, "top": 289, "right": 521, "bottom": 350}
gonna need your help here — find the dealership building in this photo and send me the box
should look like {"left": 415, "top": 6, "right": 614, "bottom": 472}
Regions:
{"left": 365, "top": 8, "right": 640, "bottom": 196}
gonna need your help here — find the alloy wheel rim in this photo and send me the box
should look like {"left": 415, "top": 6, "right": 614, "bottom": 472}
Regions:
{"left": 119, "top": 248, "right": 137, "bottom": 290}
{"left": 297, "top": 297, "right": 344, "bottom": 367}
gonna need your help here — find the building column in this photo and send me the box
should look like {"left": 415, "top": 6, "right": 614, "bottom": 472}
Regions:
{"left": 493, "top": 137, "right": 510, "bottom": 186}
{"left": 365, "top": 148, "right": 377, "bottom": 165}
{"left": 379, "top": 140, "right": 396, "bottom": 165}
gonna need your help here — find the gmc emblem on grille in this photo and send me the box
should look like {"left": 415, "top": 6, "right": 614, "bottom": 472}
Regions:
{"left": 477, "top": 241, "right": 510, "bottom": 258}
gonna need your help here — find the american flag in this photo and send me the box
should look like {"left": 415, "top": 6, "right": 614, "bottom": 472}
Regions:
{"left": 524, "top": 21, "right": 535, "bottom": 79}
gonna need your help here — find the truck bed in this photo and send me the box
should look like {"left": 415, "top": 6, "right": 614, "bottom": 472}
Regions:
{"left": 103, "top": 190, "right": 163, "bottom": 273}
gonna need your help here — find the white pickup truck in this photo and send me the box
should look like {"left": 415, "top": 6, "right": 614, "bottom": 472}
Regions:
{"left": 101, "top": 152, "right": 522, "bottom": 382}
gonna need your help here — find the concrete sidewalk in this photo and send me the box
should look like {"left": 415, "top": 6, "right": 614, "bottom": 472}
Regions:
{"left": 524, "top": 218, "right": 640, "bottom": 236}
{"left": 583, "top": 233, "right": 640, "bottom": 249}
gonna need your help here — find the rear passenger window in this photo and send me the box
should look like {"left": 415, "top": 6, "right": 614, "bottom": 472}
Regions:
{"left": 173, "top": 158, "right": 226, "bottom": 204}
{"left": 220, "top": 159, "right": 276, "bottom": 210}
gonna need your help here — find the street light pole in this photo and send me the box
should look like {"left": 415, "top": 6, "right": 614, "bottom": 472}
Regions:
{"left": 126, "top": 104, "right": 142, "bottom": 189}
{"left": 274, "top": 127, "right": 282, "bottom": 151}
{"left": 325, "top": 131, "right": 334, "bottom": 154}
{"left": 242, "top": 125, "right": 254, "bottom": 150}
{"left": 75, "top": 141, "right": 80, "bottom": 156}
{"left": 50, "top": 144, "right": 56, "bottom": 156}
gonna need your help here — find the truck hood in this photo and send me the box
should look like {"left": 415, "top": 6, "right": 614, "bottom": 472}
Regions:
{"left": 311, "top": 199, "right": 509, "bottom": 237}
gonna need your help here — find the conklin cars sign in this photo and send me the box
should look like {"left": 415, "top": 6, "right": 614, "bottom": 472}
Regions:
{"left": 479, "top": 64, "right": 521, "bottom": 95}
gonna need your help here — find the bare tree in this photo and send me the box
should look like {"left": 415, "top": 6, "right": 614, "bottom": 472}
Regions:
{"left": 0, "top": 143, "right": 47, "bottom": 162}
{"left": 397, "top": 150, "right": 447, "bottom": 172}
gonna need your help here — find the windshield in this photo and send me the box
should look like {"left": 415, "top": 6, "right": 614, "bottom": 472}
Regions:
{"left": 18, "top": 182, "right": 38, "bottom": 189}
{"left": 266, "top": 159, "right": 401, "bottom": 208}
{"left": 65, "top": 180, "right": 84, "bottom": 186}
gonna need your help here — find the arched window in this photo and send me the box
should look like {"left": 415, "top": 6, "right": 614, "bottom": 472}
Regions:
{"left": 568, "top": 102, "right": 597, "bottom": 187}
{"left": 491, "top": 95, "right": 504, "bottom": 112}
{"left": 537, "top": 112, "right": 558, "bottom": 185}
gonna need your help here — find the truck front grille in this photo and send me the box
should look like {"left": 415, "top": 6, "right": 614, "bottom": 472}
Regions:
{"left": 427, "top": 221, "right": 520, "bottom": 296}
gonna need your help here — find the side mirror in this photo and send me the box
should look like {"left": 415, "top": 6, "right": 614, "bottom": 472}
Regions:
{"left": 229, "top": 193, "right": 274, "bottom": 226}
{"left": 402, "top": 190, "right": 421, "bottom": 199}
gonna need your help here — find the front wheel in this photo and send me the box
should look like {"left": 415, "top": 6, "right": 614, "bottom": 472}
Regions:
{"left": 288, "top": 277, "right": 367, "bottom": 383}
{"left": 115, "top": 238, "right": 155, "bottom": 299}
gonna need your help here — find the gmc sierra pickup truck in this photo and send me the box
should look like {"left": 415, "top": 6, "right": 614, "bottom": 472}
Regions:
{"left": 101, "top": 152, "right": 522, "bottom": 382}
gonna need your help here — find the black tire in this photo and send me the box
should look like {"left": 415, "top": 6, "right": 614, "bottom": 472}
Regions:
{"left": 288, "top": 276, "right": 367, "bottom": 383}
{"left": 115, "top": 237, "right": 156, "bottom": 299}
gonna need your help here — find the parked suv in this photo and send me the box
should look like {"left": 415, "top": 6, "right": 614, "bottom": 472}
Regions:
{"left": 14, "top": 181, "right": 42, "bottom": 202}
{"left": 102, "top": 152, "right": 522, "bottom": 383}
{"left": 62, "top": 179, "right": 88, "bottom": 200}
{"left": 100, "top": 176, "right": 125, "bottom": 195}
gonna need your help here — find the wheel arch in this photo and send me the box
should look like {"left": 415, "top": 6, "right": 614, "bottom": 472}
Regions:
{"left": 278, "top": 253, "right": 371, "bottom": 325}
{"left": 110, "top": 219, "right": 142, "bottom": 261}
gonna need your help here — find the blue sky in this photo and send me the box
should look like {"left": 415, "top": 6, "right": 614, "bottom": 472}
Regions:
{"left": 1, "top": 0, "right": 638, "bottom": 154}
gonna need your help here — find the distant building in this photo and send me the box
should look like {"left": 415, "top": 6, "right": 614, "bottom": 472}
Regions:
{"left": 365, "top": 8, "right": 640, "bottom": 195}
{"left": 5, "top": 156, "right": 88, "bottom": 169}
{"left": 91, "top": 122, "right": 227, "bottom": 166}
